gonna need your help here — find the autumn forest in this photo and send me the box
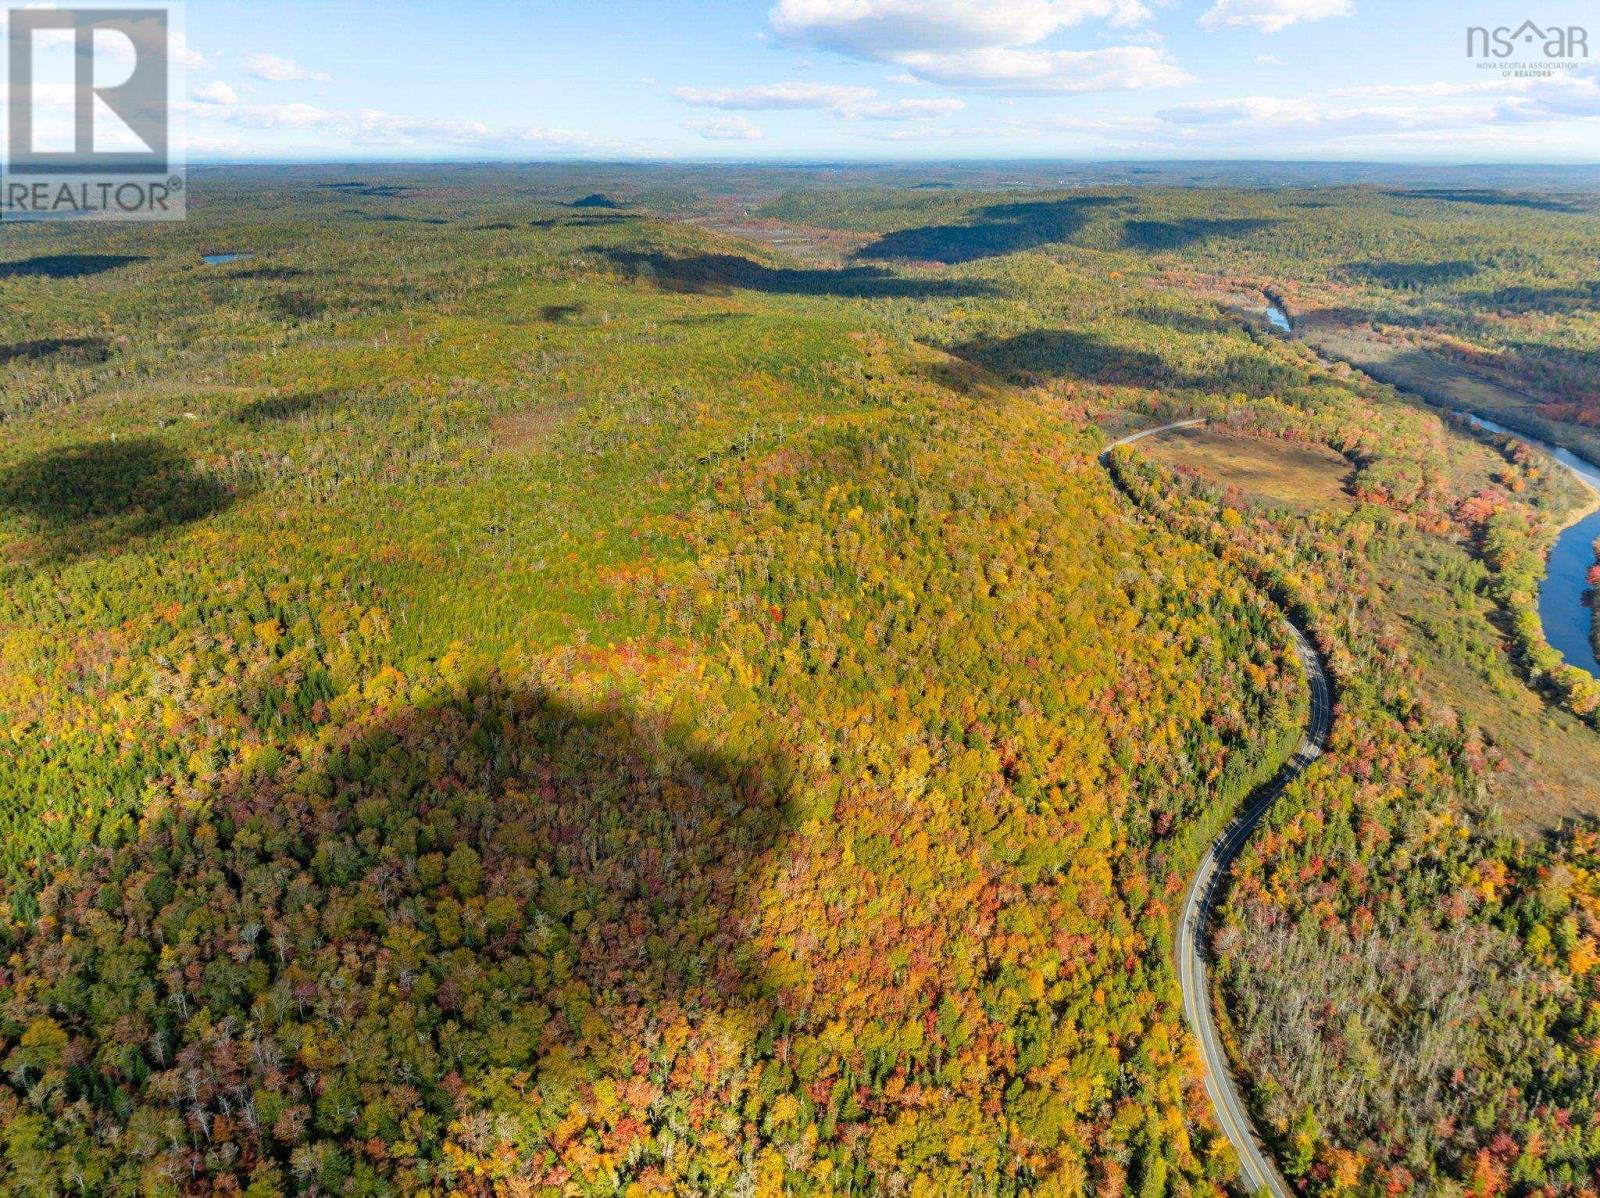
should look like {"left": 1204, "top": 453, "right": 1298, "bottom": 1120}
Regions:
{"left": 1, "top": 163, "right": 1599, "bottom": 1196}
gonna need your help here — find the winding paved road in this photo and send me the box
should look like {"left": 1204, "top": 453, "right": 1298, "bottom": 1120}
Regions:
{"left": 1100, "top": 420, "right": 1334, "bottom": 1196}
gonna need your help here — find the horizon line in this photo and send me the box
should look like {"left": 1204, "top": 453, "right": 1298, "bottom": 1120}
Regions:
{"left": 185, "top": 155, "right": 1600, "bottom": 169}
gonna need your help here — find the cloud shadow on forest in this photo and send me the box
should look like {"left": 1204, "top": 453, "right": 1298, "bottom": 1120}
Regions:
{"left": 1119, "top": 217, "right": 1279, "bottom": 252}
{"left": 530, "top": 213, "right": 637, "bottom": 229}
{"left": 1345, "top": 259, "right": 1479, "bottom": 289}
{"left": 1384, "top": 188, "right": 1588, "bottom": 214}
{"left": 942, "top": 327, "right": 1306, "bottom": 397}
{"left": 0, "top": 436, "right": 236, "bottom": 560}
{"left": 318, "top": 181, "right": 418, "bottom": 199}
{"left": 233, "top": 390, "right": 340, "bottom": 425}
{"left": 596, "top": 247, "right": 995, "bottom": 298}
{"left": 0, "top": 254, "right": 144, "bottom": 279}
{"left": 854, "top": 196, "right": 1121, "bottom": 264}
{"left": 0, "top": 336, "right": 111, "bottom": 366}
{"left": 1464, "top": 282, "right": 1600, "bottom": 312}
{"left": 0, "top": 676, "right": 797, "bottom": 1177}
{"left": 1133, "top": 307, "right": 1242, "bottom": 336}
{"left": 362, "top": 212, "right": 450, "bottom": 225}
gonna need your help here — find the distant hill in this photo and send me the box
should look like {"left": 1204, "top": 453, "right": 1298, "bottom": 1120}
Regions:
{"left": 571, "top": 193, "right": 623, "bottom": 208}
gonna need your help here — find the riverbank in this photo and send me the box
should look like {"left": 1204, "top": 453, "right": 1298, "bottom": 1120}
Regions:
{"left": 1266, "top": 295, "right": 1600, "bottom": 689}
{"left": 1465, "top": 414, "right": 1600, "bottom": 681}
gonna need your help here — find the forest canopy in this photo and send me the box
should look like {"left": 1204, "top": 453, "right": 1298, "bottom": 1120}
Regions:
{"left": 0, "top": 165, "right": 1598, "bottom": 1196}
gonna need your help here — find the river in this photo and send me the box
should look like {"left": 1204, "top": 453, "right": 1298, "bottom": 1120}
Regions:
{"left": 1464, "top": 415, "right": 1600, "bottom": 680}
{"left": 1261, "top": 294, "right": 1598, "bottom": 680}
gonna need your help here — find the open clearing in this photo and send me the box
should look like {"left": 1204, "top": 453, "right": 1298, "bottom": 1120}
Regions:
{"left": 1138, "top": 421, "right": 1600, "bottom": 832}
{"left": 1140, "top": 426, "right": 1355, "bottom": 512}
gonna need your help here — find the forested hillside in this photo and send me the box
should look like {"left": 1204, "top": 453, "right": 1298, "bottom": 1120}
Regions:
{"left": 0, "top": 173, "right": 1304, "bottom": 1194}
{"left": 767, "top": 181, "right": 1600, "bottom": 464}
{"left": 0, "top": 168, "right": 1597, "bottom": 1195}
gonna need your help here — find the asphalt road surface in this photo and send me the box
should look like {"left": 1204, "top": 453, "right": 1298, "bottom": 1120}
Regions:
{"left": 1101, "top": 420, "right": 1334, "bottom": 1196}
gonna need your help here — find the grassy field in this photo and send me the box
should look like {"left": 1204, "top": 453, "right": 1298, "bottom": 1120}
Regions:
{"left": 1140, "top": 426, "right": 1356, "bottom": 513}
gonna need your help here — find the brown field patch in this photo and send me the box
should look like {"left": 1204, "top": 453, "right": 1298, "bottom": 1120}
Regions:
{"left": 491, "top": 404, "right": 569, "bottom": 452}
{"left": 1139, "top": 427, "right": 1355, "bottom": 512}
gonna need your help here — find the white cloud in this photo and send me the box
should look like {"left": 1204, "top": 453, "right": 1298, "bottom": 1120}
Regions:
{"left": 672, "top": 80, "right": 968, "bottom": 121}
{"left": 1199, "top": 0, "right": 1352, "bottom": 34}
{"left": 1324, "top": 65, "right": 1600, "bottom": 121}
{"left": 843, "top": 96, "right": 966, "bottom": 118}
{"left": 1155, "top": 94, "right": 1489, "bottom": 135}
{"left": 852, "top": 63, "right": 1600, "bottom": 156}
{"left": 1497, "top": 62, "right": 1600, "bottom": 120}
{"left": 766, "top": 0, "right": 1185, "bottom": 95}
{"left": 501, "top": 124, "right": 629, "bottom": 149}
{"left": 190, "top": 100, "right": 623, "bottom": 153}
{"left": 1333, "top": 80, "right": 1502, "bottom": 98}
{"left": 190, "top": 80, "right": 238, "bottom": 106}
{"left": 242, "top": 52, "right": 330, "bottom": 83}
{"left": 771, "top": 0, "right": 1151, "bottom": 57}
{"left": 1149, "top": 66, "right": 1600, "bottom": 141}
{"left": 171, "top": 32, "right": 207, "bottom": 71}
{"left": 855, "top": 124, "right": 977, "bottom": 141}
{"left": 895, "top": 45, "right": 1191, "bottom": 93}
{"left": 1022, "top": 110, "right": 1161, "bottom": 134}
{"left": 220, "top": 101, "right": 338, "bottom": 130}
{"left": 673, "top": 81, "right": 876, "bottom": 109}
{"left": 685, "top": 115, "right": 765, "bottom": 140}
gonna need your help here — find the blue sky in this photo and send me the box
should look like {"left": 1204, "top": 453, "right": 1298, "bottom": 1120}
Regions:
{"left": 173, "top": 0, "right": 1600, "bottom": 161}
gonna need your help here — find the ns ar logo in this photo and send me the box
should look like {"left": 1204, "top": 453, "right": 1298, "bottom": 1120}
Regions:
{"left": 1467, "top": 20, "right": 1590, "bottom": 57}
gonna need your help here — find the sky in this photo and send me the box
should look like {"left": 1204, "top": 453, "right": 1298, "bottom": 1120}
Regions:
{"left": 158, "top": 0, "right": 1600, "bottom": 161}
